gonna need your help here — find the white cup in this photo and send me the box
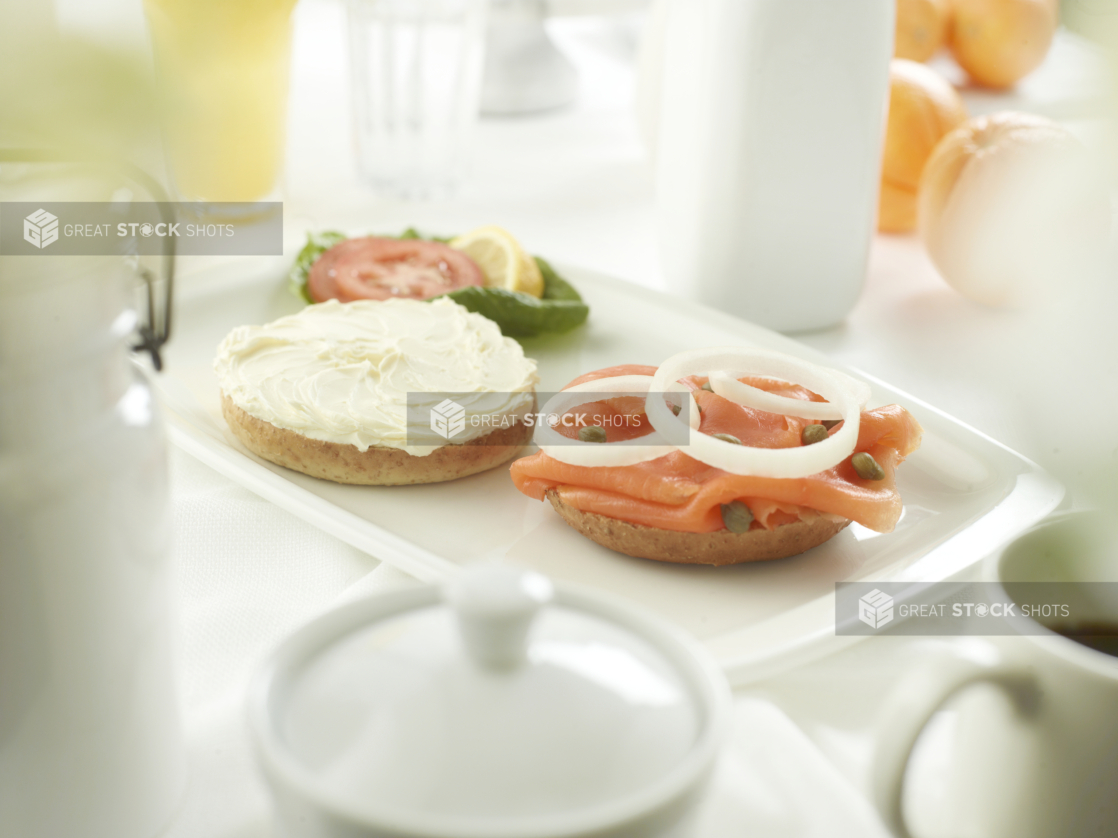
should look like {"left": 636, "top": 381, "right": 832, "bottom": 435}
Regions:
{"left": 867, "top": 512, "right": 1118, "bottom": 838}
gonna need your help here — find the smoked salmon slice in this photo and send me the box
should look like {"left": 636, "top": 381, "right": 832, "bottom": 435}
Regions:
{"left": 511, "top": 365, "right": 922, "bottom": 534}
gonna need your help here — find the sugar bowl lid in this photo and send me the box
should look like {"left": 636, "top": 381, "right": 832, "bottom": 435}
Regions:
{"left": 249, "top": 565, "right": 730, "bottom": 838}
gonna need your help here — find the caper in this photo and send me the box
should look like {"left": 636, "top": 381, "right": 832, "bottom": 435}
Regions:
{"left": 578, "top": 425, "right": 607, "bottom": 444}
{"left": 701, "top": 381, "right": 714, "bottom": 392}
{"left": 851, "top": 451, "right": 885, "bottom": 480}
{"left": 670, "top": 402, "right": 682, "bottom": 416}
{"left": 711, "top": 432, "right": 741, "bottom": 445}
{"left": 720, "top": 501, "right": 754, "bottom": 534}
{"left": 822, "top": 419, "right": 841, "bottom": 431}
{"left": 801, "top": 424, "right": 829, "bottom": 446}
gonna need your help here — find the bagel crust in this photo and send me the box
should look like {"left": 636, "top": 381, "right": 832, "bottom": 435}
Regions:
{"left": 546, "top": 489, "right": 850, "bottom": 566}
{"left": 221, "top": 392, "right": 532, "bottom": 485}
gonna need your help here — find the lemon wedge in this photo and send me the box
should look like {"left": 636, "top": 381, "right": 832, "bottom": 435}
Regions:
{"left": 449, "top": 225, "right": 545, "bottom": 298}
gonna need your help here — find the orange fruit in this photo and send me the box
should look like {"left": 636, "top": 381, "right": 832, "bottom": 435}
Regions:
{"left": 949, "top": 0, "right": 1057, "bottom": 89}
{"left": 918, "top": 112, "right": 1110, "bottom": 306}
{"left": 878, "top": 60, "right": 968, "bottom": 233}
{"left": 895, "top": 0, "right": 950, "bottom": 62}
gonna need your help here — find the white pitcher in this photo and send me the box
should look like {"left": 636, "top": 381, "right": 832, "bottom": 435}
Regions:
{"left": 652, "top": 0, "right": 893, "bottom": 332}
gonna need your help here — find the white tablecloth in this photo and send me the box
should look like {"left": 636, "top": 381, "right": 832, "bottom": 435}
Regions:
{"left": 159, "top": 5, "right": 1115, "bottom": 837}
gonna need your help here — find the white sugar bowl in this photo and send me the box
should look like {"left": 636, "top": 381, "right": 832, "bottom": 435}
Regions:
{"left": 248, "top": 565, "right": 731, "bottom": 838}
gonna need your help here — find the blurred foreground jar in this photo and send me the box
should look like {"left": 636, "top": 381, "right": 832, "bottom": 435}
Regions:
{"left": 0, "top": 165, "right": 185, "bottom": 838}
{"left": 654, "top": 0, "right": 894, "bottom": 332}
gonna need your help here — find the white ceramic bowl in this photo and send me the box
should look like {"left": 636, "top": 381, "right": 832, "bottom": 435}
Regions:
{"left": 248, "top": 567, "right": 731, "bottom": 838}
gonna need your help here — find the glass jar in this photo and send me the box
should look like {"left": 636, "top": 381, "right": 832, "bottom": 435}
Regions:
{"left": 0, "top": 164, "right": 185, "bottom": 838}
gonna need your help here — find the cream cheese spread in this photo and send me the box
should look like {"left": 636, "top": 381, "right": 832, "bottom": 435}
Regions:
{"left": 214, "top": 298, "right": 538, "bottom": 455}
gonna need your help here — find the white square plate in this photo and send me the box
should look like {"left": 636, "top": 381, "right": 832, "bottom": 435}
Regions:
{"left": 158, "top": 261, "right": 1063, "bottom": 684}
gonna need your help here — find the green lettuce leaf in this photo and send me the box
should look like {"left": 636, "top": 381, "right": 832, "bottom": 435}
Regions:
{"left": 288, "top": 229, "right": 345, "bottom": 305}
{"left": 287, "top": 230, "right": 589, "bottom": 337}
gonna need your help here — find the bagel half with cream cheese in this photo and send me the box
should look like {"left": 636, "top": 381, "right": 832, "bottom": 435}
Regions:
{"left": 221, "top": 393, "right": 533, "bottom": 485}
{"left": 215, "top": 298, "right": 539, "bottom": 486}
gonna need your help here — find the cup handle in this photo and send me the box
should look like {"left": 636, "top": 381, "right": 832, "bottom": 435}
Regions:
{"left": 870, "top": 648, "right": 1041, "bottom": 838}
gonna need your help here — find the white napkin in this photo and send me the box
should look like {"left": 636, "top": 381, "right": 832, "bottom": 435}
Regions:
{"left": 694, "top": 699, "right": 891, "bottom": 838}
{"left": 160, "top": 448, "right": 892, "bottom": 838}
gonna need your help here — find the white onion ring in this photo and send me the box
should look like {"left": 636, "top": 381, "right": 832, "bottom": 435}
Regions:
{"left": 646, "top": 348, "right": 861, "bottom": 479}
{"left": 536, "top": 374, "right": 696, "bottom": 467}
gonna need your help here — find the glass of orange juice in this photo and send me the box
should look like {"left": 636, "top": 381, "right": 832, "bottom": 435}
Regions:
{"left": 143, "top": 0, "right": 298, "bottom": 206}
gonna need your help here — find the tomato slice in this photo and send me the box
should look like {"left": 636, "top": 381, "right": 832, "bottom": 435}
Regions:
{"left": 307, "top": 237, "right": 485, "bottom": 303}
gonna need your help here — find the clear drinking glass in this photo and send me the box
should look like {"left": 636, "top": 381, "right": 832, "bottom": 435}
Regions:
{"left": 347, "top": 0, "right": 488, "bottom": 198}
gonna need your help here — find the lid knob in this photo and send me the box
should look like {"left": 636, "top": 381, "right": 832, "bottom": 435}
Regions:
{"left": 446, "top": 565, "right": 554, "bottom": 671}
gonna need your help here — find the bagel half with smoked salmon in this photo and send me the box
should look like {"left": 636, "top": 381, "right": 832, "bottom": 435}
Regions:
{"left": 511, "top": 360, "right": 922, "bottom": 566}
{"left": 546, "top": 489, "right": 851, "bottom": 565}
